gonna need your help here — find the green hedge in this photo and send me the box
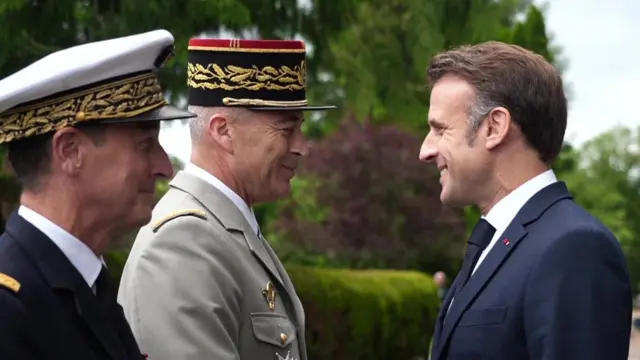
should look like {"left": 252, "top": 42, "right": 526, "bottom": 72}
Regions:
{"left": 106, "top": 251, "right": 439, "bottom": 360}
{"left": 286, "top": 266, "right": 439, "bottom": 360}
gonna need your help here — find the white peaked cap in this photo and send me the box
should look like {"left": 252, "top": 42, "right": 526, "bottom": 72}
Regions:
{"left": 0, "top": 29, "right": 194, "bottom": 144}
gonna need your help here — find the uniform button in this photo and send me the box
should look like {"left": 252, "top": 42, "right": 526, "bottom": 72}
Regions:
{"left": 280, "top": 333, "right": 287, "bottom": 344}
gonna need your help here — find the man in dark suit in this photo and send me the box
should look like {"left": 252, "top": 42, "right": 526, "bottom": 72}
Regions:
{"left": 0, "top": 30, "right": 195, "bottom": 359}
{"left": 420, "top": 41, "right": 632, "bottom": 360}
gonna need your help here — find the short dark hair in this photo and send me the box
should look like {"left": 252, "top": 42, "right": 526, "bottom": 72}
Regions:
{"left": 427, "top": 41, "right": 567, "bottom": 164}
{"left": 7, "top": 124, "right": 107, "bottom": 191}
{"left": 7, "top": 133, "right": 53, "bottom": 190}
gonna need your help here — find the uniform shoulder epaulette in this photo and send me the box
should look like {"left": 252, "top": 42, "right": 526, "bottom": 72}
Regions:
{"left": 0, "top": 273, "right": 21, "bottom": 293}
{"left": 151, "top": 209, "right": 207, "bottom": 233}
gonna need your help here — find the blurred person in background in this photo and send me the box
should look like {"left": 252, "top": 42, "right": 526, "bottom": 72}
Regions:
{"left": 433, "top": 271, "right": 449, "bottom": 301}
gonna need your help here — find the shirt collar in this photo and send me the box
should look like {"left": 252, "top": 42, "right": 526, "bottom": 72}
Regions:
{"left": 483, "top": 169, "right": 558, "bottom": 231}
{"left": 183, "top": 162, "right": 260, "bottom": 235}
{"left": 17, "top": 205, "right": 103, "bottom": 288}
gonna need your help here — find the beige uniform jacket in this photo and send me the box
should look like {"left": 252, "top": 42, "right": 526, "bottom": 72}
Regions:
{"left": 117, "top": 171, "right": 306, "bottom": 360}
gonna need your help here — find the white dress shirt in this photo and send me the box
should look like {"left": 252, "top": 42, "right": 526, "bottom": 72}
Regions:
{"left": 18, "top": 205, "right": 103, "bottom": 290}
{"left": 473, "top": 169, "right": 558, "bottom": 275}
{"left": 447, "top": 169, "right": 558, "bottom": 312}
{"left": 183, "top": 163, "right": 260, "bottom": 236}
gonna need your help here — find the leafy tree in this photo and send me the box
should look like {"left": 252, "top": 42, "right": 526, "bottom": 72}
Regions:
{"left": 301, "top": 0, "right": 537, "bottom": 135}
{"left": 508, "top": 4, "right": 554, "bottom": 63}
{"left": 0, "top": 0, "right": 269, "bottom": 103}
{"left": 552, "top": 143, "right": 579, "bottom": 177}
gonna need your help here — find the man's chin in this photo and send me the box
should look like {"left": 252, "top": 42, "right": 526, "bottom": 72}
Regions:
{"left": 269, "top": 183, "right": 293, "bottom": 202}
{"left": 130, "top": 212, "right": 153, "bottom": 229}
{"left": 439, "top": 187, "right": 450, "bottom": 204}
{"left": 440, "top": 189, "right": 469, "bottom": 208}
{"left": 127, "top": 203, "right": 154, "bottom": 227}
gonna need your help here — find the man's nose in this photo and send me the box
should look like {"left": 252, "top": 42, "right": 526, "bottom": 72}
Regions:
{"left": 291, "top": 129, "right": 309, "bottom": 157}
{"left": 154, "top": 145, "right": 175, "bottom": 179}
{"left": 419, "top": 137, "right": 438, "bottom": 163}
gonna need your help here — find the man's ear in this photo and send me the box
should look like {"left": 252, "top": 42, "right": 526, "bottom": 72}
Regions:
{"left": 208, "top": 113, "right": 234, "bottom": 153}
{"left": 51, "top": 127, "right": 91, "bottom": 176}
{"left": 483, "top": 106, "right": 511, "bottom": 150}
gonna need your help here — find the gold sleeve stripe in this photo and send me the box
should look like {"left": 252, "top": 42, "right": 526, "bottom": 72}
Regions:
{"left": 0, "top": 273, "right": 21, "bottom": 293}
{"left": 151, "top": 209, "right": 207, "bottom": 233}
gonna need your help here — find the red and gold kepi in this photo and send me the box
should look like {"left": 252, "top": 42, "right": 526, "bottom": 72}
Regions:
{"left": 186, "top": 38, "right": 336, "bottom": 111}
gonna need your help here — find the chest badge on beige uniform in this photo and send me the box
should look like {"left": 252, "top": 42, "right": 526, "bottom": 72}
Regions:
{"left": 262, "top": 281, "right": 277, "bottom": 311}
{"left": 275, "top": 351, "right": 298, "bottom": 360}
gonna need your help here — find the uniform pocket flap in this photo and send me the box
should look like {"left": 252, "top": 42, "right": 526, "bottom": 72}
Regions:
{"left": 250, "top": 312, "right": 296, "bottom": 348}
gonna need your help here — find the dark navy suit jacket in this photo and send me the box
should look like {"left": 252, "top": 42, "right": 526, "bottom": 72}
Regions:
{"left": 430, "top": 182, "right": 632, "bottom": 360}
{"left": 0, "top": 211, "right": 145, "bottom": 360}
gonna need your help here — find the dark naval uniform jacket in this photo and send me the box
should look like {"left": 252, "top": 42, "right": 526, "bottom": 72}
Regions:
{"left": 0, "top": 209, "right": 145, "bottom": 360}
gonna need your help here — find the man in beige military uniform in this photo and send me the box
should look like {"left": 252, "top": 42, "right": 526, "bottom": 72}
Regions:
{"left": 117, "top": 38, "right": 335, "bottom": 360}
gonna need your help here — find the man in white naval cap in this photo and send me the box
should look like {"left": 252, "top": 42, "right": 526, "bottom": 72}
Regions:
{"left": 0, "top": 29, "right": 194, "bottom": 360}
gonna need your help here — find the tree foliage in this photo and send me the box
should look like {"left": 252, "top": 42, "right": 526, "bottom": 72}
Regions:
{"left": 0, "top": 0, "right": 262, "bottom": 103}
{"left": 300, "top": 0, "right": 537, "bottom": 135}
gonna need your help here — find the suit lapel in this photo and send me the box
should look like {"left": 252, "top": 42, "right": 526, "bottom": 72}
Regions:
{"left": 434, "top": 223, "right": 527, "bottom": 358}
{"left": 246, "top": 229, "right": 286, "bottom": 287}
{"left": 5, "top": 212, "right": 126, "bottom": 360}
{"left": 98, "top": 265, "right": 144, "bottom": 358}
{"left": 260, "top": 236, "right": 307, "bottom": 358}
{"left": 73, "top": 282, "right": 127, "bottom": 360}
{"left": 432, "top": 182, "right": 573, "bottom": 360}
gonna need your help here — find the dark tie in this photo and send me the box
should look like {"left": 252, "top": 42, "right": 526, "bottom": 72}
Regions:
{"left": 452, "top": 218, "right": 496, "bottom": 297}
{"left": 94, "top": 266, "right": 144, "bottom": 358}
{"left": 95, "top": 265, "right": 115, "bottom": 304}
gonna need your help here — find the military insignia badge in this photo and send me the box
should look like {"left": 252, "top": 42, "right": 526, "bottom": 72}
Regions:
{"left": 275, "top": 351, "right": 298, "bottom": 360}
{"left": 262, "top": 281, "right": 277, "bottom": 311}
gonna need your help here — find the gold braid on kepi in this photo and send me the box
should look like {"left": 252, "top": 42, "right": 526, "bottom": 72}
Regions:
{"left": 0, "top": 29, "right": 195, "bottom": 145}
{"left": 186, "top": 38, "right": 336, "bottom": 112}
